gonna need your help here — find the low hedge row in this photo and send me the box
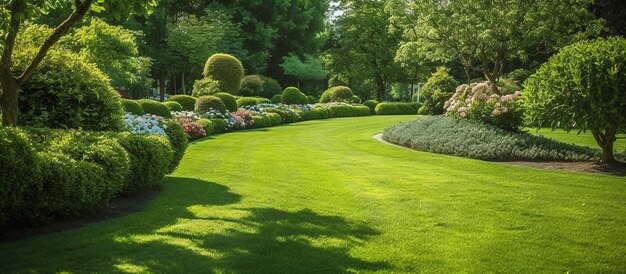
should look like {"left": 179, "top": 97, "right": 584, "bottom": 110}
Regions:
{"left": 375, "top": 102, "right": 421, "bottom": 115}
{"left": 0, "top": 126, "right": 186, "bottom": 227}
{"left": 326, "top": 104, "right": 370, "bottom": 117}
{"left": 382, "top": 116, "right": 599, "bottom": 162}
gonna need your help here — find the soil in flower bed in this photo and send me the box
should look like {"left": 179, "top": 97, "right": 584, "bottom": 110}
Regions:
{"left": 0, "top": 187, "right": 160, "bottom": 242}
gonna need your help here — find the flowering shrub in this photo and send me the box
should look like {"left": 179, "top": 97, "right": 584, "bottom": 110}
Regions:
{"left": 444, "top": 81, "right": 523, "bottom": 130}
{"left": 200, "top": 108, "right": 237, "bottom": 128}
{"left": 174, "top": 118, "right": 206, "bottom": 140}
{"left": 232, "top": 110, "right": 256, "bottom": 128}
{"left": 123, "top": 113, "right": 168, "bottom": 137}
{"left": 172, "top": 111, "right": 202, "bottom": 120}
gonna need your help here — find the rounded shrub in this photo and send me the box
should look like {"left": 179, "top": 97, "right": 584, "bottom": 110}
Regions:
{"left": 162, "top": 121, "right": 188, "bottom": 174}
{"left": 352, "top": 95, "right": 360, "bottom": 104}
{"left": 327, "top": 104, "right": 370, "bottom": 117}
{"left": 267, "top": 113, "right": 282, "bottom": 126}
{"left": 320, "top": 86, "right": 354, "bottom": 103}
{"left": 16, "top": 50, "right": 124, "bottom": 131}
{"left": 115, "top": 133, "right": 173, "bottom": 195}
{"left": 0, "top": 128, "right": 39, "bottom": 225}
{"left": 197, "top": 119, "right": 215, "bottom": 135}
{"left": 375, "top": 103, "right": 401, "bottom": 115}
{"left": 420, "top": 67, "right": 459, "bottom": 115}
{"left": 137, "top": 99, "right": 172, "bottom": 118}
{"left": 168, "top": 95, "right": 197, "bottom": 111}
{"left": 203, "top": 53, "right": 244, "bottom": 94}
{"left": 210, "top": 118, "right": 229, "bottom": 133}
{"left": 192, "top": 78, "right": 222, "bottom": 97}
{"left": 259, "top": 75, "right": 282, "bottom": 99}
{"left": 240, "top": 75, "right": 264, "bottom": 96}
{"left": 252, "top": 115, "right": 271, "bottom": 128}
{"left": 271, "top": 94, "right": 282, "bottom": 104}
{"left": 163, "top": 101, "right": 183, "bottom": 112}
{"left": 195, "top": 96, "right": 226, "bottom": 114}
{"left": 213, "top": 92, "right": 238, "bottom": 112}
{"left": 256, "top": 98, "right": 272, "bottom": 104}
{"left": 237, "top": 97, "right": 260, "bottom": 107}
{"left": 121, "top": 99, "right": 145, "bottom": 115}
{"left": 363, "top": 100, "right": 379, "bottom": 114}
{"left": 281, "top": 87, "right": 308, "bottom": 105}
{"left": 307, "top": 95, "right": 318, "bottom": 104}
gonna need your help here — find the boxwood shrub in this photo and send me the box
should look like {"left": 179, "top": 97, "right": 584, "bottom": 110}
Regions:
{"left": 320, "top": 86, "right": 354, "bottom": 103}
{"left": 163, "top": 101, "right": 183, "bottom": 112}
{"left": 237, "top": 97, "right": 259, "bottom": 107}
{"left": 383, "top": 116, "right": 599, "bottom": 162}
{"left": 162, "top": 121, "right": 188, "bottom": 173}
{"left": 281, "top": 87, "right": 308, "bottom": 105}
{"left": 271, "top": 94, "right": 282, "bottom": 104}
{"left": 137, "top": 100, "right": 172, "bottom": 118}
{"left": 252, "top": 115, "right": 271, "bottom": 128}
{"left": 363, "top": 100, "right": 379, "bottom": 114}
{"left": 267, "top": 113, "right": 283, "bottom": 126}
{"left": 115, "top": 133, "right": 173, "bottom": 194}
{"left": 213, "top": 92, "right": 238, "bottom": 112}
{"left": 168, "top": 95, "right": 197, "bottom": 111}
{"left": 259, "top": 75, "right": 283, "bottom": 99}
{"left": 327, "top": 104, "right": 370, "bottom": 117}
{"left": 307, "top": 95, "right": 317, "bottom": 104}
{"left": 197, "top": 119, "right": 215, "bottom": 135}
{"left": 121, "top": 99, "right": 145, "bottom": 115}
{"left": 210, "top": 118, "right": 229, "bottom": 133}
{"left": 375, "top": 102, "right": 420, "bottom": 115}
{"left": 203, "top": 53, "right": 244, "bottom": 94}
{"left": 195, "top": 96, "right": 226, "bottom": 114}
{"left": 265, "top": 108, "right": 300, "bottom": 123}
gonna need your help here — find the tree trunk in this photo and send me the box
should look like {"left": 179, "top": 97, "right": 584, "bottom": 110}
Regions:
{"left": 0, "top": 73, "right": 19, "bottom": 127}
{"left": 159, "top": 71, "right": 166, "bottom": 102}
{"left": 592, "top": 128, "right": 617, "bottom": 163}
{"left": 181, "top": 71, "right": 186, "bottom": 95}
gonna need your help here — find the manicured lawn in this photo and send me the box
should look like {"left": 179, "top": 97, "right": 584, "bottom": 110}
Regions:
{"left": 1, "top": 115, "right": 625, "bottom": 273}
{"left": 528, "top": 128, "right": 626, "bottom": 152}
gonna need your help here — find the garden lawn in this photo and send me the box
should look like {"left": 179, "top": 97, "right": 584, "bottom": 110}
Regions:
{"left": 528, "top": 128, "right": 626, "bottom": 152}
{"left": 1, "top": 115, "right": 625, "bottom": 273}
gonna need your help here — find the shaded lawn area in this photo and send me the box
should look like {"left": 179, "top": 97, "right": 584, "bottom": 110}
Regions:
{"left": 528, "top": 128, "right": 626, "bottom": 152}
{"left": 1, "top": 115, "right": 625, "bottom": 273}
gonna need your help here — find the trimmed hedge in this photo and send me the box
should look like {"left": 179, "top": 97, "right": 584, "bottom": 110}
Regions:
{"left": 163, "top": 101, "right": 183, "bottom": 112}
{"left": 162, "top": 121, "right": 188, "bottom": 173}
{"left": 267, "top": 113, "right": 282, "bottom": 126}
{"left": 383, "top": 116, "right": 599, "bottom": 161}
{"left": 203, "top": 53, "right": 244, "bottom": 94}
{"left": 168, "top": 95, "right": 197, "bottom": 111}
{"left": 197, "top": 119, "right": 215, "bottom": 135}
{"left": 265, "top": 108, "right": 301, "bottom": 123}
{"left": 115, "top": 133, "right": 173, "bottom": 194}
{"left": 210, "top": 118, "right": 229, "bottom": 133}
{"left": 307, "top": 95, "right": 317, "bottom": 104}
{"left": 195, "top": 96, "right": 226, "bottom": 114}
{"left": 121, "top": 99, "right": 145, "bottom": 115}
{"left": 214, "top": 92, "right": 238, "bottom": 112}
{"left": 320, "top": 86, "right": 354, "bottom": 103}
{"left": 375, "top": 102, "right": 420, "bottom": 115}
{"left": 281, "top": 87, "right": 308, "bottom": 105}
{"left": 252, "top": 115, "right": 271, "bottom": 128}
{"left": 237, "top": 97, "right": 259, "bottom": 107}
{"left": 271, "top": 94, "right": 282, "bottom": 104}
{"left": 326, "top": 104, "right": 370, "bottom": 117}
{"left": 363, "top": 100, "right": 379, "bottom": 114}
{"left": 137, "top": 100, "right": 172, "bottom": 118}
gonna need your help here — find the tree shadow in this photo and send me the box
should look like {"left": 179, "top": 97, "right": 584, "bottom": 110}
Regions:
{"left": 1, "top": 177, "right": 388, "bottom": 273}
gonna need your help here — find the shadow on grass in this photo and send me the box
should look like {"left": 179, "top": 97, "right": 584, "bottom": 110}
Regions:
{"left": 10, "top": 177, "right": 388, "bottom": 273}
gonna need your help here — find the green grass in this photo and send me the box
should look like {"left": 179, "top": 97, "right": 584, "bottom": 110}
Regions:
{"left": 528, "top": 128, "right": 626, "bottom": 152}
{"left": 1, "top": 115, "right": 625, "bottom": 273}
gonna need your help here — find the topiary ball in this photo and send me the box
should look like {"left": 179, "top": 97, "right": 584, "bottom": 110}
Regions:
{"left": 351, "top": 95, "right": 360, "bottom": 104}
{"left": 307, "top": 95, "right": 318, "bottom": 104}
{"left": 168, "top": 95, "right": 197, "bottom": 111}
{"left": 195, "top": 96, "right": 226, "bottom": 114}
{"left": 203, "top": 53, "right": 244, "bottom": 94}
{"left": 137, "top": 100, "right": 172, "bottom": 118}
{"left": 240, "top": 75, "right": 264, "bottom": 96}
{"left": 363, "top": 100, "right": 379, "bottom": 114}
{"left": 237, "top": 97, "right": 260, "bottom": 107}
{"left": 320, "top": 86, "right": 354, "bottom": 103}
{"left": 281, "top": 87, "right": 309, "bottom": 105}
{"left": 213, "top": 92, "right": 238, "bottom": 112}
{"left": 163, "top": 101, "right": 183, "bottom": 112}
{"left": 121, "top": 99, "right": 145, "bottom": 115}
{"left": 271, "top": 94, "right": 283, "bottom": 104}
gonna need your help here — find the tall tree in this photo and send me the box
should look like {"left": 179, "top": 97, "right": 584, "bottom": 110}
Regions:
{"left": 280, "top": 54, "right": 327, "bottom": 90}
{"left": 0, "top": 0, "right": 156, "bottom": 126}
{"left": 386, "top": 0, "right": 603, "bottom": 93}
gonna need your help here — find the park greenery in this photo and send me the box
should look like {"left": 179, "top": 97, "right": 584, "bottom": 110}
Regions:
{"left": 0, "top": 0, "right": 625, "bottom": 272}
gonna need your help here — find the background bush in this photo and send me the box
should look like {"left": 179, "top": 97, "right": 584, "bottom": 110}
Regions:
{"left": 137, "top": 100, "right": 172, "bottom": 118}
{"left": 16, "top": 50, "right": 124, "bottom": 131}
{"left": 168, "top": 95, "right": 197, "bottom": 111}
{"left": 326, "top": 104, "right": 370, "bottom": 117}
{"left": 271, "top": 94, "right": 282, "bottom": 104}
{"left": 237, "top": 97, "right": 259, "bottom": 107}
{"left": 197, "top": 119, "right": 215, "bottom": 135}
{"left": 383, "top": 116, "right": 599, "bottom": 162}
{"left": 281, "top": 87, "right": 309, "bottom": 105}
{"left": 192, "top": 78, "right": 221, "bottom": 97}
{"left": 259, "top": 75, "right": 283, "bottom": 99}
{"left": 320, "top": 86, "right": 354, "bottom": 103}
{"left": 213, "top": 92, "right": 238, "bottom": 112}
{"left": 163, "top": 101, "right": 183, "bottom": 112}
{"left": 375, "top": 102, "right": 420, "bottom": 115}
{"left": 240, "top": 75, "right": 264, "bottom": 96}
{"left": 419, "top": 67, "right": 459, "bottom": 115}
{"left": 195, "top": 96, "right": 226, "bottom": 114}
{"left": 307, "top": 95, "right": 317, "bottom": 104}
{"left": 121, "top": 99, "right": 145, "bottom": 116}
{"left": 363, "top": 100, "right": 379, "bottom": 114}
{"left": 203, "top": 53, "right": 244, "bottom": 94}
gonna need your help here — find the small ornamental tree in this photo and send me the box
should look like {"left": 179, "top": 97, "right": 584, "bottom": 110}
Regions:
{"left": 0, "top": 0, "right": 156, "bottom": 127}
{"left": 523, "top": 37, "right": 626, "bottom": 163}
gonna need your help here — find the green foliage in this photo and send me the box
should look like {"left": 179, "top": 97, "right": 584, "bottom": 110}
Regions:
{"left": 163, "top": 101, "right": 183, "bottom": 112}
{"left": 363, "top": 100, "right": 379, "bottom": 114}
{"left": 162, "top": 121, "right": 188, "bottom": 173}
{"left": 137, "top": 99, "right": 172, "bottom": 118}
{"left": 266, "top": 113, "right": 283, "bottom": 126}
{"left": 121, "top": 99, "right": 145, "bottom": 116}
{"left": 351, "top": 95, "right": 360, "bottom": 104}
{"left": 16, "top": 50, "right": 125, "bottom": 131}
{"left": 168, "top": 95, "right": 197, "bottom": 111}
{"left": 265, "top": 108, "right": 301, "bottom": 123}
{"left": 280, "top": 54, "right": 327, "bottom": 82}
{"left": 307, "top": 95, "right": 317, "bottom": 104}
{"left": 192, "top": 78, "right": 222, "bottom": 97}
{"left": 237, "top": 97, "right": 260, "bottom": 107}
{"left": 210, "top": 118, "right": 229, "bottom": 133}
{"left": 203, "top": 53, "right": 244, "bottom": 94}
{"left": 326, "top": 104, "right": 371, "bottom": 117}
{"left": 252, "top": 115, "right": 271, "bottom": 128}
{"left": 240, "top": 75, "right": 264, "bottom": 97}
{"left": 195, "top": 96, "right": 226, "bottom": 114}
{"left": 375, "top": 102, "right": 421, "bottom": 115}
{"left": 419, "top": 67, "right": 459, "bottom": 115}
{"left": 281, "top": 87, "right": 308, "bottom": 105}
{"left": 256, "top": 98, "right": 272, "bottom": 104}
{"left": 271, "top": 94, "right": 283, "bottom": 104}
{"left": 197, "top": 119, "right": 215, "bottom": 135}
{"left": 320, "top": 86, "right": 355, "bottom": 103}
{"left": 259, "top": 76, "right": 283, "bottom": 99}
{"left": 115, "top": 133, "right": 173, "bottom": 195}
{"left": 213, "top": 92, "right": 238, "bottom": 112}
{"left": 383, "top": 116, "right": 598, "bottom": 161}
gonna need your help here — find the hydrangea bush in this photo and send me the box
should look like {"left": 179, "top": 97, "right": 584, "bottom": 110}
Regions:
{"left": 444, "top": 81, "right": 523, "bottom": 130}
{"left": 174, "top": 118, "right": 206, "bottom": 140}
{"left": 123, "top": 113, "right": 168, "bottom": 137}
